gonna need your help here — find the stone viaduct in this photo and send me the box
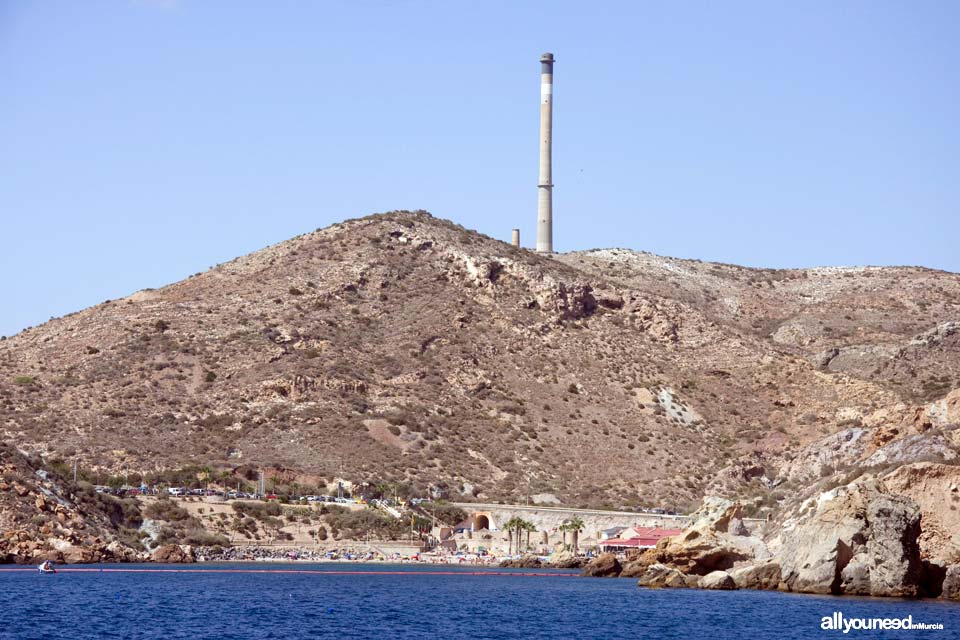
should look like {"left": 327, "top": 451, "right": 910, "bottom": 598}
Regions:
{"left": 451, "top": 502, "right": 692, "bottom": 540}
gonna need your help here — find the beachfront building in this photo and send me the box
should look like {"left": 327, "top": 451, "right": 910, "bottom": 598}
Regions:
{"left": 598, "top": 526, "right": 682, "bottom": 552}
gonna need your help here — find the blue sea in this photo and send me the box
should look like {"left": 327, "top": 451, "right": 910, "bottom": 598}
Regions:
{"left": 0, "top": 564, "right": 956, "bottom": 639}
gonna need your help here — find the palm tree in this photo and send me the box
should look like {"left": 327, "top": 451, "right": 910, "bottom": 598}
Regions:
{"left": 523, "top": 520, "right": 537, "bottom": 551}
{"left": 570, "top": 516, "right": 586, "bottom": 555}
{"left": 503, "top": 518, "right": 537, "bottom": 554}
{"left": 502, "top": 517, "right": 522, "bottom": 555}
{"left": 514, "top": 519, "right": 535, "bottom": 553}
{"left": 560, "top": 517, "right": 585, "bottom": 554}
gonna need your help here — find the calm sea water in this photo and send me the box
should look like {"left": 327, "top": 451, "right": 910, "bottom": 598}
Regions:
{"left": 0, "top": 563, "right": 956, "bottom": 639}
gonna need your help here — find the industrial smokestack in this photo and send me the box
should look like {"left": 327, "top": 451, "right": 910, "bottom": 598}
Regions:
{"left": 511, "top": 228, "right": 520, "bottom": 248}
{"left": 536, "top": 52, "right": 554, "bottom": 253}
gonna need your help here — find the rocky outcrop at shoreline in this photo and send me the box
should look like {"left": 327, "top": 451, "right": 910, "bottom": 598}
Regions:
{"left": 152, "top": 544, "right": 195, "bottom": 563}
{"left": 499, "top": 555, "right": 543, "bottom": 569}
{"left": 626, "top": 497, "right": 769, "bottom": 576}
{"left": 580, "top": 553, "right": 621, "bottom": 577}
{"left": 0, "top": 443, "right": 148, "bottom": 565}
{"left": 1, "top": 529, "right": 149, "bottom": 565}
{"left": 499, "top": 551, "right": 590, "bottom": 570}
{"left": 579, "top": 479, "right": 960, "bottom": 601}
{"left": 776, "top": 478, "right": 922, "bottom": 597}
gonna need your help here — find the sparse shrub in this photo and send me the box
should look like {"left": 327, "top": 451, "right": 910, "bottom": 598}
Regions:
{"left": 180, "top": 530, "right": 229, "bottom": 547}
{"left": 232, "top": 501, "right": 282, "bottom": 520}
{"left": 198, "top": 413, "right": 234, "bottom": 428}
{"left": 145, "top": 497, "right": 191, "bottom": 522}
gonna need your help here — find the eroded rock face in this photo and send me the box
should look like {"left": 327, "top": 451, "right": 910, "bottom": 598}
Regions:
{"left": 0, "top": 444, "right": 145, "bottom": 565}
{"left": 941, "top": 565, "right": 960, "bottom": 601}
{"left": 629, "top": 301, "right": 679, "bottom": 343}
{"left": 883, "top": 462, "right": 960, "bottom": 562}
{"left": 581, "top": 553, "right": 621, "bottom": 578}
{"left": 917, "top": 560, "right": 947, "bottom": 599}
{"left": 635, "top": 498, "right": 769, "bottom": 576}
{"left": 777, "top": 478, "right": 922, "bottom": 597}
{"left": 631, "top": 479, "right": 940, "bottom": 599}
{"left": 536, "top": 283, "right": 597, "bottom": 321}
{"left": 778, "top": 428, "right": 870, "bottom": 483}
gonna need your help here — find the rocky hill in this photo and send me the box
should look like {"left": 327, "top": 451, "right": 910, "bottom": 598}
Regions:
{"left": 1, "top": 210, "right": 958, "bottom": 519}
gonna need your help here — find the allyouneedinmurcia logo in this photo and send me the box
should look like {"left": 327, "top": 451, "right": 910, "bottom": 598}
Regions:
{"left": 821, "top": 612, "right": 944, "bottom": 633}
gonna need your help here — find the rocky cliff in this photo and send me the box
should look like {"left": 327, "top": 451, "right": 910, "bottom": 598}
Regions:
{"left": 0, "top": 443, "right": 144, "bottom": 563}
{"left": 588, "top": 478, "right": 959, "bottom": 600}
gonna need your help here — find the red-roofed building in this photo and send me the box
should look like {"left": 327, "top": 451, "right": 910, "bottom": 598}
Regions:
{"left": 599, "top": 527, "right": 681, "bottom": 551}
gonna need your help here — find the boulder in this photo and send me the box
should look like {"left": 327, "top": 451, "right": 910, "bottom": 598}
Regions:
{"left": 152, "top": 544, "right": 195, "bottom": 564}
{"left": 729, "top": 560, "right": 781, "bottom": 590}
{"left": 549, "top": 550, "right": 586, "bottom": 569}
{"left": 636, "top": 563, "right": 691, "bottom": 589}
{"left": 777, "top": 477, "right": 922, "bottom": 597}
{"left": 941, "top": 565, "right": 960, "bottom": 601}
{"left": 699, "top": 570, "right": 737, "bottom": 590}
{"left": 581, "top": 553, "right": 621, "bottom": 578}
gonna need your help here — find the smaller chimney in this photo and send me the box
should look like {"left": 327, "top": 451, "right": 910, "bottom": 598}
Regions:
{"left": 511, "top": 229, "right": 520, "bottom": 248}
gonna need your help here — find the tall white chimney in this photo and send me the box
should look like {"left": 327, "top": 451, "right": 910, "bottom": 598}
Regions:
{"left": 536, "top": 52, "right": 554, "bottom": 253}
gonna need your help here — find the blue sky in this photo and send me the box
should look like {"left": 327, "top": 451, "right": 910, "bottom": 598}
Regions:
{"left": 1, "top": 1, "right": 958, "bottom": 337}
